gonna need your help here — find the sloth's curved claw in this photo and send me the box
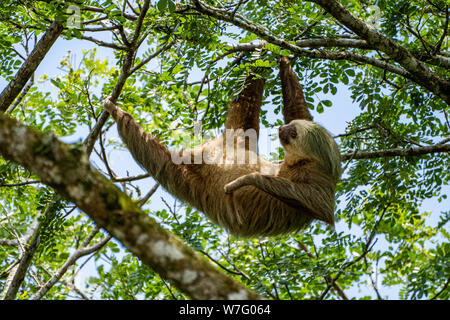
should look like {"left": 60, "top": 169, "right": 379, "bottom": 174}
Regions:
{"left": 224, "top": 174, "right": 253, "bottom": 193}
{"left": 103, "top": 96, "right": 117, "bottom": 114}
{"left": 224, "top": 183, "right": 234, "bottom": 194}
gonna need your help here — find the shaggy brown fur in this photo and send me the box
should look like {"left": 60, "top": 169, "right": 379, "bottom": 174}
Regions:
{"left": 103, "top": 57, "right": 341, "bottom": 237}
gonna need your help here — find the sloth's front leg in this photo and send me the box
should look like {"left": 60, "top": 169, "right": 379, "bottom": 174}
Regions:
{"left": 102, "top": 96, "right": 128, "bottom": 121}
{"left": 224, "top": 173, "right": 259, "bottom": 193}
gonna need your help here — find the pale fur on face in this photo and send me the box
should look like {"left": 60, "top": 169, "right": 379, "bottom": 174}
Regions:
{"left": 281, "top": 120, "right": 342, "bottom": 183}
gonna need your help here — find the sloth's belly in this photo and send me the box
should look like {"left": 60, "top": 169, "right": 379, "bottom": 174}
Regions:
{"left": 197, "top": 177, "right": 312, "bottom": 237}
{"left": 162, "top": 159, "right": 312, "bottom": 237}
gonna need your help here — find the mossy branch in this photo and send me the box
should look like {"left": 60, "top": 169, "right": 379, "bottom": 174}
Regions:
{"left": 0, "top": 112, "right": 262, "bottom": 300}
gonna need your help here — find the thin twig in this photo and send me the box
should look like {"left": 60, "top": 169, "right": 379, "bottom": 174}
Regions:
{"left": 430, "top": 275, "right": 450, "bottom": 300}
{"left": 0, "top": 180, "right": 40, "bottom": 187}
{"left": 137, "top": 183, "right": 160, "bottom": 207}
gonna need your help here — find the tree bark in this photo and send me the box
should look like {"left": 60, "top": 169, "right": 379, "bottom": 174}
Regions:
{"left": 341, "top": 143, "right": 450, "bottom": 160}
{"left": 1, "top": 216, "right": 40, "bottom": 300}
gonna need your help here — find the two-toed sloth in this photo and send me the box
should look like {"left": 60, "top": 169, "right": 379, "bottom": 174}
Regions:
{"left": 103, "top": 56, "right": 341, "bottom": 237}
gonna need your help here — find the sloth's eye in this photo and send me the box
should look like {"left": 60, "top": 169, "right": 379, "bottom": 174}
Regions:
{"left": 290, "top": 130, "right": 297, "bottom": 138}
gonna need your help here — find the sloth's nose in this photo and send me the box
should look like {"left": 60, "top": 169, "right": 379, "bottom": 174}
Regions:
{"left": 278, "top": 126, "right": 289, "bottom": 144}
{"left": 279, "top": 125, "right": 297, "bottom": 143}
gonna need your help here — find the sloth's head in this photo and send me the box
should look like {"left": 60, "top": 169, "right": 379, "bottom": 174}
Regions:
{"left": 279, "top": 120, "right": 341, "bottom": 182}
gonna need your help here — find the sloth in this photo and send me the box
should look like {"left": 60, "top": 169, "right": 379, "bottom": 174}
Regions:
{"left": 103, "top": 56, "right": 341, "bottom": 237}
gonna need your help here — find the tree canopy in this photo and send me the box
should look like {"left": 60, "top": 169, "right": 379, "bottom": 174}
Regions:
{"left": 0, "top": 0, "right": 449, "bottom": 300}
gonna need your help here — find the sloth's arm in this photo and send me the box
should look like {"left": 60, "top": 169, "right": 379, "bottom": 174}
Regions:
{"left": 224, "top": 173, "right": 334, "bottom": 224}
{"left": 279, "top": 56, "right": 313, "bottom": 122}
{"left": 225, "top": 75, "right": 265, "bottom": 138}
{"left": 103, "top": 98, "right": 174, "bottom": 180}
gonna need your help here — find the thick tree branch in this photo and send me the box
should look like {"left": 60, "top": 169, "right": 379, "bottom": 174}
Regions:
{"left": 341, "top": 143, "right": 450, "bottom": 160}
{"left": 225, "top": 39, "right": 450, "bottom": 69}
{"left": 295, "top": 38, "right": 450, "bottom": 68}
{"left": 305, "top": 0, "right": 450, "bottom": 104}
{"left": 296, "top": 37, "right": 372, "bottom": 49}
{"left": 0, "top": 21, "right": 63, "bottom": 112}
{"left": 188, "top": 3, "right": 412, "bottom": 83}
{"left": 1, "top": 215, "right": 41, "bottom": 299}
{"left": 0, "top": 112, "right": 262, "bottom": 300}
{"left": 229, "top": 40, "right": 411, "bottom": 79}
{"left": 189, "top": 1, "right": 450, "bottom": 104}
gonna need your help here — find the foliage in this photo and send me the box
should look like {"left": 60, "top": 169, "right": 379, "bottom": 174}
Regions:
{"left": 0, "top": 0, "right": 448, "bottom": 300}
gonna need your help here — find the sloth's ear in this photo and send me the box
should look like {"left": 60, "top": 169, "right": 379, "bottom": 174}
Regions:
{"left": 279, "top": 57, "right": 313, "bottom": 123}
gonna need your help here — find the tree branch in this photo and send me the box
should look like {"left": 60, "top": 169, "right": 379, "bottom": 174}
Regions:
{"left": 0, "top": 180, "right": 40, "bottom": 187}
{"left": 6, "top": 75, "right": 34, "bottom": 114}
{"left": 188, "top": 0, "right": 450, "bottom": 104}
{"left": 112, "top": 173, "right": 151, "bottom": 182}
{"left": 0, "top": 21, "right": 63, "bottom": 112}
{"left": 341, "top": 143, "right": 450, "bottom": 160}
{"left": 0, "top": 112, "right": 262, "bottom": 300}
{"left": 296, "top": 241, "right": 348, "bottom": 300}
{"left": 137, "top": 183, "right": 160, "bottom": 207}
{"left": 305, "top": 0, "right": 450, "bottom": 104}
{"left": 430, "top": 275, "right": 450, "bottom": 300}
{"left": 0, "top": 239, "right": 19, "bottom": 247}
{"left": 130, "top": 39, "right": 177, "bottom": 74}
{"left": 79, "top": 35, "right": 127, "bottom": 51}
{"left": 30, "top": 228, "right": 111, "bottom": 300}
{"left": 319, "top": 204, "right": 389, "bottom": 299}
{"left": 84, "top": 0, "right": 158, "bottom": 155}
{"left": 187, "top": 3, "right": 413, "bottom": 84}
{"left": 1, "top": 215, "right": 41, "bottom": 299}
{"left": 433, "top": 5, "right": 449, "bottom": 55}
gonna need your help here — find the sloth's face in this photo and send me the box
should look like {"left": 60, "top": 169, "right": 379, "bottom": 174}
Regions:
{"left": 279, "top": 119, "right": 316, "bottom": 159}
{"left": 278, "top": 123, "right": 298, "bottom": 146}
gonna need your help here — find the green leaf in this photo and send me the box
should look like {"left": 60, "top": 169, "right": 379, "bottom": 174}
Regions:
{"left": 168, "top": 0, "right": 176, "bottom": 12}
{"left": 330, "top": 85, "right": 337, "bottom": 95}
{"left": 317, "top": 102, "right": 324, "bottom": 113}
{"left": 157, "top": 0, "right": 167, "bottom": 12}
{"left": 50, "top": 78, "right": 64, "bottom": 89}
{"left": 346, "top": 69, "right": 355, "bottom": 77}
{"left": 342, "top": 74, "right": 349, "bottom": 85}
{"left": 322, "top": 100, "right": 332, "bottom": 107}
